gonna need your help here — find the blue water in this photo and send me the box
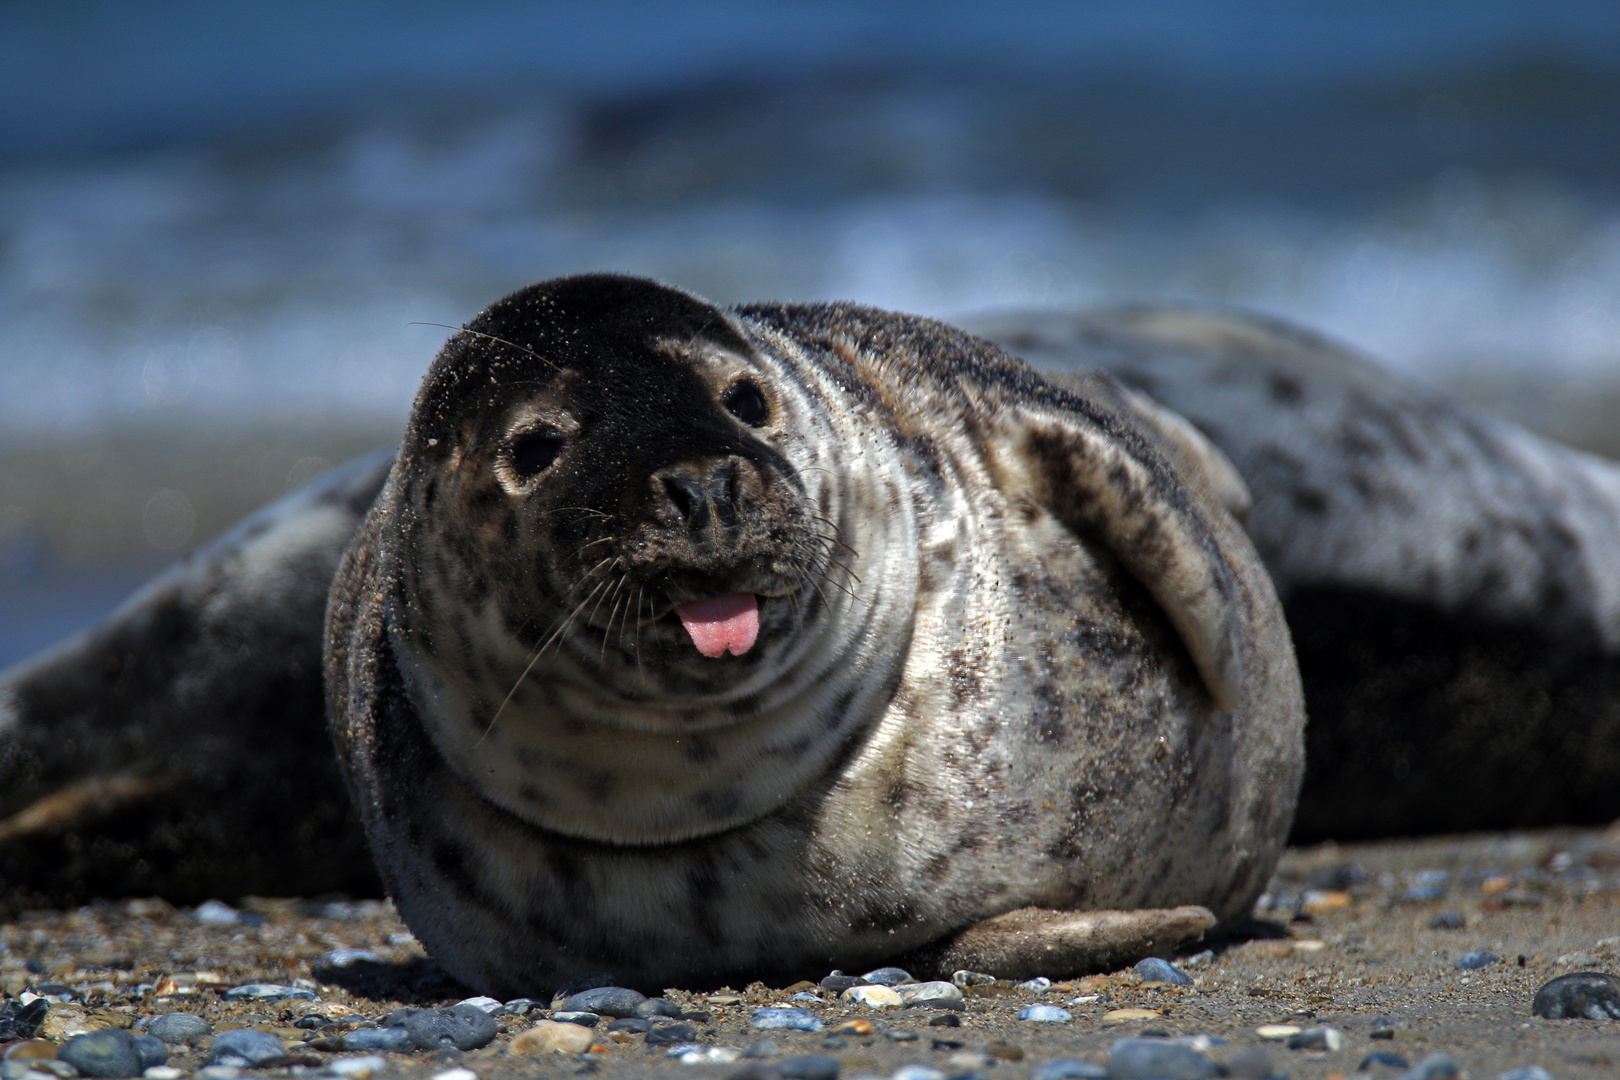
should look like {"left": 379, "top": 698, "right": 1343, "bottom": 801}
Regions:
{"left": 2, "top": 1, "right": 1620, "bottom": 663}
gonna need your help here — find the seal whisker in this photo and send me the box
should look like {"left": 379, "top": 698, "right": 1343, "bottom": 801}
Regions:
{"left": 481, "top": 576, "right": 611, "bottom": 742}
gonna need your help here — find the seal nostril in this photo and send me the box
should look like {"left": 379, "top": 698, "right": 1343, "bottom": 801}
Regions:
{"left": 663, "top": 474, "right": 711, "bottom": 530}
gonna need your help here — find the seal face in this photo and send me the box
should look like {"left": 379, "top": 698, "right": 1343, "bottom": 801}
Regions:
{"left": 325, "top": 274, "right": 1304, "bottom": 996}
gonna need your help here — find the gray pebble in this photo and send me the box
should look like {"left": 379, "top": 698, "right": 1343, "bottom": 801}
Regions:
{"left": 1017, "top": 1005, "right": 1072, "bottom": 1023}
{"left": 885, "top": 1030, "right": 919, "bottom": 1042}
{"left": 752, "top": 1007, "right": 823, "bottom": 1032}
{"left": 605, "top": 1018, "right": 653, "bottom": 1034}
{"left": 1455, "top": 951, "right": 1500, "bottom": 970}
{"left": 552, "top": 1011, "right": 602, "bottom": 1027}
{"left": 60, "top": 1030, "right": 161, "bottom": 1078}
{"left": 819, "top": 972, "right": 863, "bottom": 993}
{"left": 646, "top": 1023, "right": 698, "bottom": 1046}
{"left": 636, "top": 997, "right": 683, "bottom": 1019}
{"left": 927, "top": 1013, "right": 961, "bottom": 1028}
{"left": 1496, "top": 1067, "right": 1554, "bottom": 1080}
{"left": 221, "top": 984, "right": 315, "bottom": 1002}
{"left": 743, "top": 1040, "right": 780, "bottom": 1058}
{"left": 206, "top": 1029, "right": 286, "bottom": 1068}
{"left": 859, "top": 967, "right": 915, "bottom": 986}
{"left": 1109, "top": 1038, "right": 1219, "bottom": 1080}
{"left": 550, "top": 972, "right": 618, "bottom": 1003}
{"left": 1397, "top": 1053, "right": 1464, "bottom": 1080}
{"left": 1286, "top": 1025, "right": 1345, "bottom": 1052}
{"left": 1030, "top": 1058, "right": 1108, "bottom": 1080}
{"left": 402, "top": 1005, "right": 499, "bottom": 1051}
{"left": 563, "top": 986, "right": 647, "bottom": 1017}
{"left": 502, "top": 997, "right": 546, "bottom": 1015}
{"left": 1530, "top": 971, "right": 1620, "bottom": 1019}
{"left": 1018, "top": 977, "right": 1053, "bottom": 992}
{"left": 1427, "top": 912, "right": 1466, "bottom": 930}
{"left": 777, "top": 1053, "right": 839, "bottom": 1080}
{"left": 142, "top": 1013, "right": 212, "bottom": 1045}
{"left": 790, "top": 992, "right": 821, "bottom": 1003}
{"left": 337, "top": 1027, "right": 416, "bottom": 1053}
{"left": 1361, "top": 1051, "right": 1411, "bottom": 1070}
{"left": 1133, "top": 957, "right": 1193, "bottom": 986}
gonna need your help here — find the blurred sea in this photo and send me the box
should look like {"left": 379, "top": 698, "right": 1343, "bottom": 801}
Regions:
{"left": 3, "top": 1, "right": 1620, "bottom": 665}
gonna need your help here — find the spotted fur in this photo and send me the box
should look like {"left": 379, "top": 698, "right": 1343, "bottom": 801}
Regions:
{"left": 326, "top": 276, "right": 1303, "bottom": 996}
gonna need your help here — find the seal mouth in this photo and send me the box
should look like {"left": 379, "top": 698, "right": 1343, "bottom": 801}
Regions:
{"left": 674, "top": 592, "right": 760, "bottom": 657}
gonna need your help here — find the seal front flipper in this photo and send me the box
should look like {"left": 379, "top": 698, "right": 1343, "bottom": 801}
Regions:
{"left": 904, "top": 905, "right": 1216, "bottom": 982}
{"left": 987, "top": 383, "right": 1249, "bottom": 712}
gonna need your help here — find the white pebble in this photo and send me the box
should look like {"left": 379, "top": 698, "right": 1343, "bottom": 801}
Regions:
{"left": 326, "top": 1057, "right": 388, "bottom": 1079}
{"left": 143, "top": 1069, "right": 185, "bottom": 1080}
{"left": 432, "top": 1070, "right": 480, "bottom": 1080}
{"left": 842, "top": 985, "right": 903, "bottom": 1008}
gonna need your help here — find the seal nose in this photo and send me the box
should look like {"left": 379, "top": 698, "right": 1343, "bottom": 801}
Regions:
{"left": 658, "top": 459, "right": 744, "bottom": 535}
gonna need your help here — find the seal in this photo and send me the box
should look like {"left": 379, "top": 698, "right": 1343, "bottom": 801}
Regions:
{"left": 965, "top": 305, "right": 1620, "bottom": 838}
{"left": 322, "top": 274, "right": 1303, "bottom": 995}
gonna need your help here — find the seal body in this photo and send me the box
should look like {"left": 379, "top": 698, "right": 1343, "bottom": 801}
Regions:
{"left": 966, "top": 306, "right": 1620, "bottom": 838}
{"left": 325, "top": 275, "right": 1303, "bottom": 995}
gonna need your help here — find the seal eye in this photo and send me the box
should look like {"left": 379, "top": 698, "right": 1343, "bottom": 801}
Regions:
{"left": 510, "top": 432, "right": 565, "bottom": 478}
{"left": 723, "top": 380, "right": 769, "bottom": 427}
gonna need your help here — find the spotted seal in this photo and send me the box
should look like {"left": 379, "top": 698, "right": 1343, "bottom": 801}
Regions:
{"left": 319, "top": 274, "right": 1301, "bottom": 994}
{"left": 965, "top": 306, "right": 1620, "bottom": 838}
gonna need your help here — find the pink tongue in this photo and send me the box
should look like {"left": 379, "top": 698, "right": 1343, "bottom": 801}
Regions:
{"left": 675, "top": 593, "right": 760, "bottom": 658}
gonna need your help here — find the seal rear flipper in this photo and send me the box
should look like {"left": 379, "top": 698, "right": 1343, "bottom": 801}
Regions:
{"left": 904, "top": 905, "right": 1215, "bottom": 982}
{"left": 997, "top": 390, "right": 1250, "bottom": 713}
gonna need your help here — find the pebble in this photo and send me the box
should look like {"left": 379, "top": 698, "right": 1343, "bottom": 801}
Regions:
{"left": 1018, "top": 977, "right": 1052, "bottom": 992}
{"left": 1030, "top": 1059, "right": 1108, "bottom": 1080}
{"left": 195, "top": 1068, "right": 242, "bottom": 1080}
{"left": 1286, "top": 1025, "right": 1345, "bottom": 1052}
{"left": 890, "top": 1067, "right": 946, "bottom": 1080}
{"left": 752, "top": 1008, "right": 824, "bottom": 1032}
{"left": 860, "top": 968, "right": 915, "bottom": 986}
{"left": 140, "top": 1014, "right": 212, "bottom": 1045}
{"left": 951, "top": 971, "right": 996, "bottom": 987}
{"left": 510, "top": 1020, "right": 594, "bottom": 1055}
{"left": 58, "top": 1031, "right": 167, "bottom": 1078}
{"left": 926, "top": 1013, "right": 961, "bottom": 1028}
{"left": 1016, "top": 1006, "right": 1072, "bottom": 1023}
{"left": 402, "top": 1006, "right": 500, "bottom": 1051}
{"left": 778, "top": 1054, "right": 840, "bottom": 1080}
{"left": 1455, "top": 951, "right": 1500, "bottom": 970}
{"left": 550, "top": 972, "right": 618, "bottom": 1003}
{"left": 316, "top": 950, "right": 383, "bottom": 968}
{"left": 562, "top": 986, "right": 646, "bottom": 1017}
{"left": 1360, "top": 1051, "right": 1411, "bottom": 1070}
{"left": 221, "top": 985, "right": 314, "bottom": 1002}
{"left": 1133, "top": 958, "right": 1193, "bottom": 986}
{"left": 1496, "top": 1067, "right": 1554, "bottom": 1080}
{"left": 143, "top": 1067, "right": 184, "bottom": 1080}
{"left": 332, "top": 1027, "right": 416, "bottom": 1053}
{"left": 1108, "top": 1038, "right": 1219, "bottom": 1080}
{"left": 456, "top": 996, "right": 502, "bottom": 1013}
{"left": 667, "top": 1046, "right": 741, "bottom": 1065}
{"left": 502, "top": 998, "right": 546, "bottom": 1015}
{"left": 1397, "top": 1052, "right": 1464, "bottom": 1080}
{"left": 1530, "top": 971, "right": 1620, "bottom": 1019}
{"left": 944, "top": 1051, "right": 994, "bottom": 1072}
{"left": 893, "top": 982, "right": 963, "bottom": 1005}
{"left": 431, "top": 1069, "right": 478, "bottom": 1080}
{"left": 605, "top": 1018, "right": 653, "bottom": 1034}
{"left": 191, "top": 901, "right": 243, "bottom": 925}
{"left": 1427, "top": 911, "right": 1466, "bottom": 930}
{"left": 1254, "top": 1024, "right": 1301, "bottom": 1040}
{"left": 637, "top": 997, "right": 684, "bottom": 1019}
{"left": 205, "top": 1029, "right": 285, "bottom": 1068}
{"left": 551, "top": 1011, "right": 602, "bottom": 1027}
{"left": 326, "top": 1056, "right": 388, "bottom": 1079}
{"left": 0, "top": 1000, "right": 48, "bottom": 1041}
{"left": 646, "top": 1024, "right": 700, "bottom": 1046}
{"left": 841, "top": 986, "right": 902, "bottom": 1008}
{"left": 1101, "top": 1008, "right": 1162, "bottom": 1024}
{"left": 819, "top": 973, "right": 864, "bottom": 993}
